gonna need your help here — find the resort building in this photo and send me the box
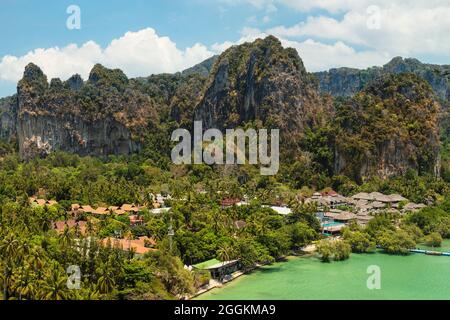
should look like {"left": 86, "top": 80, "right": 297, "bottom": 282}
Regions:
{"left": 129, "top": 215, "right": 145, "bottom": 226}
{"left": 102, "top": 236, "right": 156, "bottom": 255}
{"left": 268, "top": 206, "right": 292, "bottom": 215}
{"left": 92, "top": 207, "right": 109, "bottom": 216}
{"left": 305, "top": 190, "right": 348, "bottom": 210}
{"left": 193, "top": 259, "right": 242, "bottom": 281}
{"left": 150, "top": 193, "right": 172, "bottom": 208}
{"left": 29, "top": 197, "right": 58, "bottom": 207}
{"left": 221, "top": 198, "right": 242, "bottom": 208}
{"left": 53, "top": 219, "right": 87, "bottom": 235}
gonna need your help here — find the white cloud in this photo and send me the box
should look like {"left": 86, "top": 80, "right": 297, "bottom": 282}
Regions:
{"left": 223, "top": 0, "right": 450, "bottom": 61}
{"left": 211, "top": 28, "right": 391, "bottom": 71}
{"left": 0, "top": 28, "right": 214, "bottom": 83}
{"left": 239, "top": 0, "right": 450, "bottom": 14}
{"left": 267, "top": 3, "right": 450, "bottom": 57}
{"left": 285, "top": 39, "right": 390, "bottom": 71}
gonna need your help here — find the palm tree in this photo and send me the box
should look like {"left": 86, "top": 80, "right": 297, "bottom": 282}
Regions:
{"left": 39, "top": 262, "right": 71, "bottom": 300}
{"left": 217, "top": 244, "right": 235, "bottom": 262}
{"left": 0, "top": 232, "right": 20, "bottom": 299}
{"left": 11, "top": 265, "right": 35, "bottom": 300}
{"left": 96, "top": 268, "right": 115, "bottom": 294}
{"left": 59, "top": 226, "right": 72, "bottom": 248}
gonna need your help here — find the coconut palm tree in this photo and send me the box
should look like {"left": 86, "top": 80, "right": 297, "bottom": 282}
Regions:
{"left": 96, "top": 268, "right": 116, "bottom": 294}
{"left": 217, "top": 244, "right": 235, "bottom": 262}
{"left": 0, "top": 232, "right": 20, "bottom": 299}
{"left": 39, "top": 262, "right": 71, "bottom": 300}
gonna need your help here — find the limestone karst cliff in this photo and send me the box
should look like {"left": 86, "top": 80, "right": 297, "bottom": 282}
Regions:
{"left": 0, "top": 36, "right": 445, "bottom": 181}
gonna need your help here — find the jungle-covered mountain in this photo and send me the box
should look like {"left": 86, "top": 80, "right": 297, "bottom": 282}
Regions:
{"left": 0, "top": 36, "right": 447, "bottom": 183}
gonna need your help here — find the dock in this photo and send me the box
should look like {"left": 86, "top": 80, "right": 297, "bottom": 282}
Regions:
{"left": 410, "top": 249, "right": 450, "bottom": 256}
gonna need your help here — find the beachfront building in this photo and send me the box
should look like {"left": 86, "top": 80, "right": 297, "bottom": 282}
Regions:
{"left": 321, "top": 210, "right": 357, "bottom": 235}
{"left": 305, "top": 190, "right": 426, "bottom": 232}
{"left": 193, "top": 259, "right": 242, "bottom": 281}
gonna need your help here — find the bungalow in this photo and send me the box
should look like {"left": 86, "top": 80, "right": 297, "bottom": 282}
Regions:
{"left": 129, "top": 215, "right": 145, "bottom": 226}
{"left": 102, "top": 236, "right": 156, "bottom": 255}
{"left": 53, "top": 219, "right": 87, "bottom": 235}
{"left": 403, "top": 203, "right": 426, "bottom": 212}
{"left": 352, "top": 192, "right": 372, "bottom": 201}
{"left": 29, "top": 197, "right": 59, "bottom": 208}
{"left": 92, "top": 207, "right": 109, "bottom": 216}
{"left": 305, "top": 191, "right": 349, "bottom": 210}
{"left": 79, "top": 205, "right": 94, "bottom": 214}
{"left": 121, "top": 204, "right": 139, "bottom": 213}
{"left": 389, "top": 194, "right": 408, "bottom": 203}
{"left": 322, "top": 224, "right": 345, "bottom": 235}
{"left": 321, "top": 190, "right": 339, "bottom": 197}
{"left": 333, "top": 212, "right": 357, "bottom": 223}
{"left": 356, "top": 214, "right": 374, "bottom": 226}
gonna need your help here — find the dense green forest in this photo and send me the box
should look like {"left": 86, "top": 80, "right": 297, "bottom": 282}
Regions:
{"left": 1, "top": 36, "right": 450, "bottom": 300}
{"left": 1, "top": 141, "right": 450, "bottom": 299}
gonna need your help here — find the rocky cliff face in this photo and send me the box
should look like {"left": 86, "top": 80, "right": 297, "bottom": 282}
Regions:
{"left": 0, "top": 36, "right": 446, "bottom": 181}
{"left": 334, "top": 73, "right": 442, "bottom": 181}
{"left": 15, "top": 63, "right": 158, "bottom": 159}
{"left": 315, "top": 57, "right": 450, "bottom": 101}
{"left": 0, "top": 95, "right": 18, "bottom": 142}
{"left": 193, "top": 36, "right": 331, "bottom": 158}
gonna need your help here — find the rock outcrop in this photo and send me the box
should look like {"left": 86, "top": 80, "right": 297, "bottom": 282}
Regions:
{"left": 0, "top": 95, "right": 18, "bottom": 142}
{"left": 0, "top": 36, "right": 446, "bottom": 182}
{"left": 334, "top": 73, "right": 442, "bottom": 181}
{"left": 15, "top": 63, "right": 158, "bottom": 159}
{"left": 193, "top": 36, "right": 331, "bottom": 158}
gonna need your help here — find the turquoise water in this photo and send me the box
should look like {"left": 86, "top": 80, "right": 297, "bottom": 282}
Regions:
{"left": 322, "top": 222, "right": 345, "bottom": 227}
{"left": 198, "top": 241, "right": 450, "bottom": 300}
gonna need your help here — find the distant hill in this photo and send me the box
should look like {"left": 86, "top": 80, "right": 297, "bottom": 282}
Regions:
{"left": 314, "top": 57, "right": 450, "bottom": 101}
{"left": 182, "top": 55, "right": 218, "bottom": 77}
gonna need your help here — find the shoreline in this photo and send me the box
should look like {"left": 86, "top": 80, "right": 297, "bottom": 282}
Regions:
{"left": 191, "top": 243, "right": 450, "bottom": 300}
{"left": 190, "top": 252, "right": 315, "bottom": 300}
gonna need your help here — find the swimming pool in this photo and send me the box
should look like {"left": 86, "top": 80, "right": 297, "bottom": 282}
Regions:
{"left": 322, "top": 222, "right": 345, "bottom": 228}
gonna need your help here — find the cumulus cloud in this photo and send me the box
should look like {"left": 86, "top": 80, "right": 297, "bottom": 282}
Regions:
{"left": 267, "top": 3, "right": 450, "bottom": 57}
{"left": 227, "top": 0, "right": 450, "bottom": 58}
{"left": 0, "top": 28, "right": 214, "bottom": 83}
{"left": 211, "top": 28, "right": 390, "bottom": 71}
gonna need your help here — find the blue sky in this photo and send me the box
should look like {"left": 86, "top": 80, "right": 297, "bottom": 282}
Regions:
{"left": 1, "top": 0, "right": 449, "bottom": 97}
{"left": 0, "top": 0, "right": 311, "bottom": 56}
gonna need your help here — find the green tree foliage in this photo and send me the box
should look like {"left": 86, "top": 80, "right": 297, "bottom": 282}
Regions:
{"left": 377, "top": 230, "right": 416, "bottom": 255}
{"left": 316, "top": 240, "right": 351, "bottom": 262}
